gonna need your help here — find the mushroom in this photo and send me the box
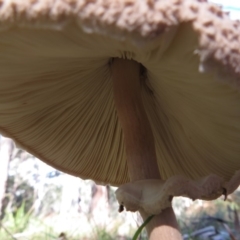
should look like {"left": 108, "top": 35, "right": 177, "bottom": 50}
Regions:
{"left": 0, "top": 0, "right": 240, "bottom": 239}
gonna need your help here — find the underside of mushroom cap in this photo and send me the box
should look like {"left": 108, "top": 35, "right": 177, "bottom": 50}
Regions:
{"left": 0, "top": 0, "right": 240, "bottom": 186}
{"left": 116, "top": 170, "right": 240, "bottom": 214}
{"left": 0, "top": 0, "right": 239, "bottom": 77}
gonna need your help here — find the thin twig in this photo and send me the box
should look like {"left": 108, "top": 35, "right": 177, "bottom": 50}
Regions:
{"left": 0, "top": 221, "right": 17, "bottom": 240}
{"left": 222, "top": 223, "right": 237, "bottom": 240}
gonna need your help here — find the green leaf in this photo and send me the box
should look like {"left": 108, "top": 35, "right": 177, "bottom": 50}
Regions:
{"left": 132, "top": 215, "right": 154, "bottom": 240}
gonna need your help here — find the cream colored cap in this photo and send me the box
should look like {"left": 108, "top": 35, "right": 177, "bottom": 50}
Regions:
{"left": 0, "top": 0, "right": 240, "bottom": 187}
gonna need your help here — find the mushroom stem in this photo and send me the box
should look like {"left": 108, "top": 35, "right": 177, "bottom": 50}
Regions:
{"left": 112, "top": 58, "right": 182, "bottom": 239}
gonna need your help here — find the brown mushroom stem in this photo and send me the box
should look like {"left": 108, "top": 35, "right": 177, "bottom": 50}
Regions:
{"left": 112, "top": 58, "right": 182, "bottom": 239}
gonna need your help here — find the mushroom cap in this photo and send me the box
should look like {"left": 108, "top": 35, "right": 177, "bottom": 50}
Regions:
{"left": 0, "top": 0, "right": 240, "bottom": 187}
